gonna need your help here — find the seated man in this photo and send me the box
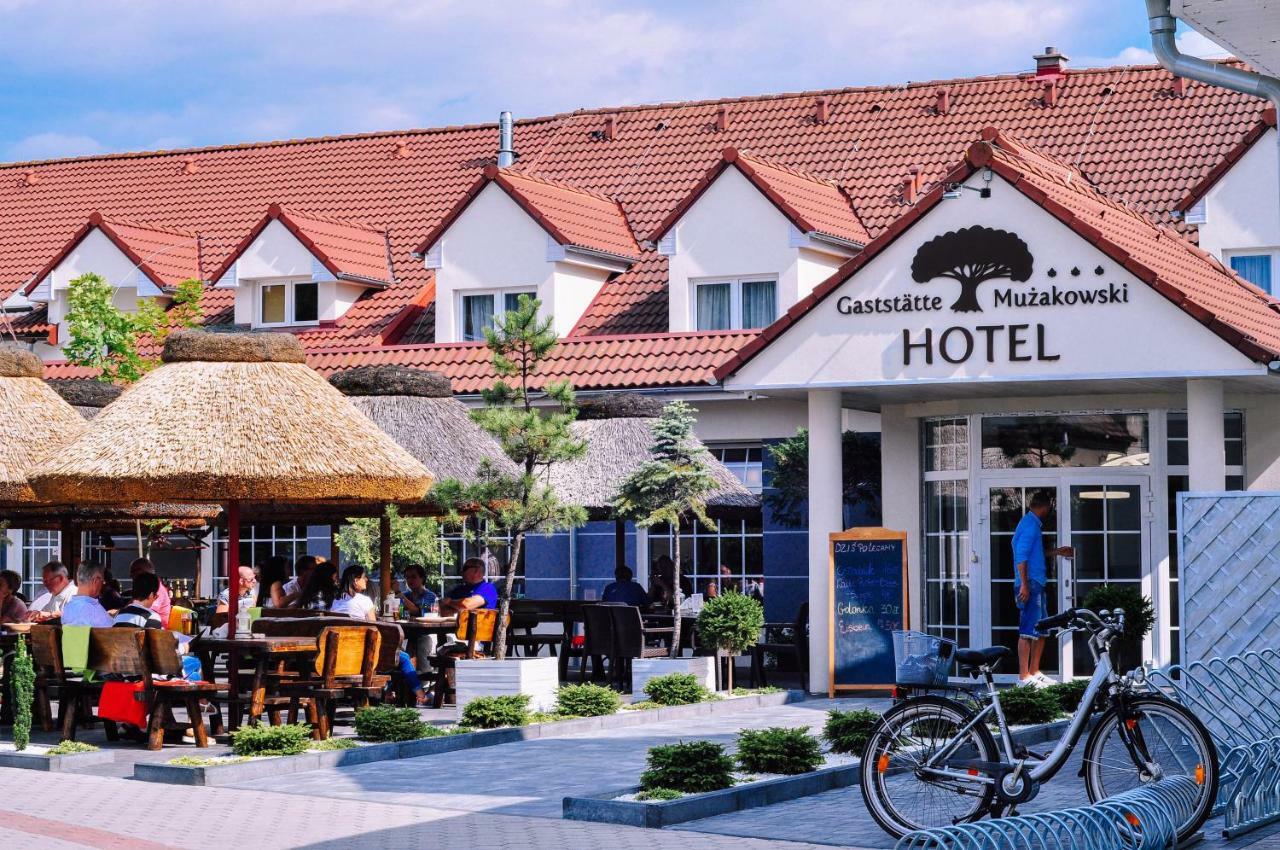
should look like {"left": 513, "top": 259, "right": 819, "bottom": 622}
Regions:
{"left": 26, "top": 560, "right": 77, "bottom": 622}
{"left": 601, "top": 565, "right": 649, "bottom": 607}
{"left": 113, "top": 572, "right": 164, "bottom": 630}
{"left": 215, "top": 566, "right": 258, "bottom": 614}
{"left": 438, "top": 558, "right": 497, "bottom": 615}
{"left": 61, "top": 563, "right": 113, "bottom": 627}
{"left": 397, "top": 564, "right": 440, "bottom": 667}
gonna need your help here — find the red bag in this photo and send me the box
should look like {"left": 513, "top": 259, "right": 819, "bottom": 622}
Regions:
{"left": 98, "top": 681, "right": 148, "bottom": 727}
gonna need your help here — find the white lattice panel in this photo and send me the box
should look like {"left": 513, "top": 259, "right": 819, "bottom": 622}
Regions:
{"left": 1179, "top": 493, "right": 1280, "bottom": 663}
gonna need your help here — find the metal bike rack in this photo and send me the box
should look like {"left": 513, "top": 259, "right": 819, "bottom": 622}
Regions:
{"left": 894, "top": 775, "right": 1202, "bottom": 850}
{"left": 1147, "top": 652, "right": 1280, "bottom": 838}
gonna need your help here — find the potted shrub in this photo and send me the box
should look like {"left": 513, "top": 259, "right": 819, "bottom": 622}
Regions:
{"left": 1081, "top": 584, "right": 1155, "bottom": 673}
{"left": 436, "top": 296, "right": 586, "bottom": 716}
{"left": 614, "top": 401, "right": 720, "bottom": 689}
{"left": 696, "top": 591, "right": 765, "bottom": 691}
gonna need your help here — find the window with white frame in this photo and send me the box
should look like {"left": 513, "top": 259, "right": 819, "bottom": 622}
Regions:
{"left": 20, "top": 529, "right": 60, "bottom": 601}
{"left": 255, "top": 279, "right": 319, "bottom": 327}
{"left": 694, "top": 277, "right": 777, "bottom": 330}
{"left": 1227, "top": 252, "right": 1274, "bottom": 294}
{"left": 647, "top": 514, "right": 764, "bottom": 602}
{"left": 709, "top": 444, "right": 764, "bottom": 494}
{"left": 211, "top": 524, "right": 328, "bottom": 596}
{"left": 460, "top": 289, "right": 536, "bottom": 341}
{"left": 922, "top": 418, "right": 971, "bottom": 649}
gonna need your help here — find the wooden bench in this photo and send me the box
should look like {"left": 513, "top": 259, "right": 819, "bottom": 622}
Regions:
{"left": 275, "top": 625, "right": 380, "bottom": 739}
{"left": 28, "top": 625, "right": 114, "bottom": 741}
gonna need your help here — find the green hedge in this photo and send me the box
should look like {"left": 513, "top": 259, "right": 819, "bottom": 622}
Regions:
{"left": 1044, "top": 679, "right": 1090, "bottom": 714}
{"left": 460, "top": 694, "right": 531, "bottom": 729}
{"left": 640, "top": 740, "right": 735, "bottom": 793}
{"left": 999, "top": 686, "right": 1062, "bottom": 726}
{"left": 735, "top": 726, "right": 823, "bottom": 775}
{"left": 823, "top": 708, "right": 880, "bottom": 755}
{"left": 230, "top": 723, "right": 313, "bottom": 756}
{"left": 643, "top": 673, "right": 712, "bottom": 706}
{"left": 555, "top": 683, "right": 622, "bottom": 717}
{"left": 354, "top": 706, "right": 438, "bottom": 742}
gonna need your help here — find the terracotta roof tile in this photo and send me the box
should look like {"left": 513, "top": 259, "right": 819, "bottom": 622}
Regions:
{"left": 274, "top": 205, "right": 393, "bottom": 285}
{"left": 22, "top": 213, "right": 200, "bottom": 295}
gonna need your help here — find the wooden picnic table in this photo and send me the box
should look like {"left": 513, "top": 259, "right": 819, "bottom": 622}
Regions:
{"left": 194, "top": 635, "right": 318, "bottom": 731}
{"left": 394, "top": 615, "right": 459, "bottom": 641}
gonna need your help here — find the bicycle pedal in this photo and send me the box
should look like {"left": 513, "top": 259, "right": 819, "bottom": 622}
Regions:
{"left": 1023, "top": 749, "right": 1048, "bottom": 761}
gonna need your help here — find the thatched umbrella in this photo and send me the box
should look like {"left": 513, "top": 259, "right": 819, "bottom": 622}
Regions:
{"left": 46, "top": 378, "right": 122, "bottom": 419}
{"left": 31, "top": 330, "right": 434, "bottom": 635}
{"left": 547, "top": 394, "right": 759, "bottom": 571}
{"left": 329, "top": 364, "right": 517, "bottom": 599}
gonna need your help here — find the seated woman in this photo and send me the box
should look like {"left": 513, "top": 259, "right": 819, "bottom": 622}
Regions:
{"left": 332, "top": 565, "right": 430, "bottom": 705}
{"left": 255, "top": 555, "right": 291, "bottom": 609}
{"left": 295, "top": 562, "right": 339, "bottom": 611}
{"left": 0, "top": 569, "right": 28, "bottom": 623}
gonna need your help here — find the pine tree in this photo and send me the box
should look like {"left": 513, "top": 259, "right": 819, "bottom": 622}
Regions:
{"left": 613, "top": 401, "right": 718, "bottom": 656}
{"left": 433, "top": 295, "right": 586, "bottom": 660}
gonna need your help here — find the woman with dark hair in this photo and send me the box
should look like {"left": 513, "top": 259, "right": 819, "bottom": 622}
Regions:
{"left": 296, "top": 561, "right": 339, "bottom": 611}
{"left": 256, "top": 555, "right": 291, "bottom": 608}
{"left": 0, "top": 570, "right": 28, "bottom": 622}
{"left": 331, "top": 565, "right": 376, "bottom": 621}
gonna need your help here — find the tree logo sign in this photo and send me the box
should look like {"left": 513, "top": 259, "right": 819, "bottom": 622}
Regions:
{"left": 910, "top": 226, "right": 1033, "bottom": 312}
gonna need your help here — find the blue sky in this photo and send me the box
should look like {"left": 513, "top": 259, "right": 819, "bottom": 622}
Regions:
{"left": 0, "top": 1, "right": 1224, "bottom": 162}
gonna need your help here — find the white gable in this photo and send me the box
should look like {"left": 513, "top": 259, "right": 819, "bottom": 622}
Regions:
{"left": 1196, "top": 127, "right": 1279, "bottom": 263}
{"left": 726, "top": 171, "right": 1261, "bottom": 394}
{"left": 234, "top": 219, "right": 317, "bottom": 281}
{"left": 50, "top": 227, "right": 164, "bottom": 297}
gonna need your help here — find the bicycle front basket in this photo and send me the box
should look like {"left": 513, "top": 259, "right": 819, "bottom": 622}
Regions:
{"left": 892, "top": 630, "right": 956, "bottom": 686}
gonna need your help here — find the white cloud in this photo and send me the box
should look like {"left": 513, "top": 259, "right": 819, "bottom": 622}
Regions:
{"left": 6, "top": 132, "right": 104, "bottom": 161}
{"left": 1075, "top": 27, "right": 1233, "bottom": 67}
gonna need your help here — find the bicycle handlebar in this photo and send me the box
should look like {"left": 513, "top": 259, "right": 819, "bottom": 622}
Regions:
{"left": 1035, "top": 607, "right": 1124, "bottom": 636}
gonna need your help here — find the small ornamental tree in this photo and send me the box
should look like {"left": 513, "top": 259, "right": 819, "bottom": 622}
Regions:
{"left": 696, "top": 591, "right": 764, "bottom": 691}
{"left": 11, "top": 635, "right": 35, "bottom": 751}
{"left": 336, "top": 505, "right": 453, "bottom": 582}
{"left": 911, "top": 226, "right": 1033, "bottom": 313}
{"left": 613, "top": 401, "right": 718, "bottom": 656}
{"left": 434, "top": 295, "right": 586, "bottom": 661}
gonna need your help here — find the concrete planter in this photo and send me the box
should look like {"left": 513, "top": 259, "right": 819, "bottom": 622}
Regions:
{"left": 0, "top": 748, "right": 114, "bottom": 772}
{"left": 455, "top": 655, "right": 560, "bottom": 717}
{"left": 631, "top": 655, "right": 715, "bottom": 698}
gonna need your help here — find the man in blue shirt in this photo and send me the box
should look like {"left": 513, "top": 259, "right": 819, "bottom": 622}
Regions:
{"left": 1013, "top": 491, "right": 1073, "bottom": 686}
{"left": 440, "top": 557, "right": 498, "bottom": 614}
{"left": 601, "top": 566, "right": 649, "bottom": 607}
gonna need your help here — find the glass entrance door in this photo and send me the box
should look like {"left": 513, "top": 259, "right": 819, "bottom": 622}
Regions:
{"left": 986, "top": 483, "right": 1063, "bottom": 676}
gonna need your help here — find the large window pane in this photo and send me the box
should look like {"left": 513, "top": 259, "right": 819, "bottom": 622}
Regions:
{"left": 981, "top": 414, "right": 1148, "bottom": 469}
{"left": 1230, "top": 254, "right": 1272, "bottom": 293}
{"left": 294, "top": 282, "right": 318, "bottom": 323}
{"left": 260, "top": 284, "right": 286, "bottom": 324}
{"left": 741, "top": 280, "right": 776, "bottom": 328}
{"left": 462, "top": 294, "right": 495, "bottom": 341}
{"left": 504, "top": 291, "right": 535, "bottom": 314}
{"left": 696, "top": 283, "right": 732, "bottom": 330}
{"left": 924, "top": 417, "right": 968, "bottom": 472}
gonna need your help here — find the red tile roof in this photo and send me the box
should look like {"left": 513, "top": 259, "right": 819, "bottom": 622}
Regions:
{"left": 305, "top": 330, "right": 756, "bottom": 393}
{"left": 418, "top": 165, "right": 640, "bottom": 261}
{"left": 214, "top": 204, "right": 393, "bottom": 286}
{"left": 651, "top": 147, "right": 870, "bottom": 247}
{"left": 716, "top": 128, "right": 1280, "bottom": 381}
{"left": 0, "top": 61, "right": 1266, "bottom": 347}
{"left": 22, "top": 213, "right": 200, "bottom": 295}
{"left": 1175, "top": 105, "right": 1277, "bottom": 212}
{"left": 2, "top": 305, "right": 52, "bottom": 341}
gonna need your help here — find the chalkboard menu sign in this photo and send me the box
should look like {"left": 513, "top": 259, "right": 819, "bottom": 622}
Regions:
{"left": 828, "top": 528, "right": 909, "bottom": 694}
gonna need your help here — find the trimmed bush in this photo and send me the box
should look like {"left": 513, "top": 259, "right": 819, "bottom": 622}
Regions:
{"left": 824, "top": 708, "right": 880, "bottom": 755}
{"left": 999, "top": 686, "right": 1062, "bottom": 726}
{"left": 635, "top": 787, "right": 683, "bottom": 801}
{"left": 311, "top": 737, "right": 361, "bottom": 751}
{"left": 353, "top": 706, "right": 435, "bottom": 742}
{"left": 45, "top": 740, "right": 99, "bottom": 756}
{"left": 460, "top": 694, "right": 531, "bottom": 729}
{"left": 644, "top": 673, "right": 713, "bottom": 706}
{"left": 640, "top": 740, "right": 735, "bottom": 793}
{"left": 696, "top": 592, "right": 765, "bottom": 690}
{"left": 735, "top": 726, "right": 823, "bottom": 775}
{"left": 1044, "top": 679, "right": 1090, "bottom": 714}
{"left": 230, "top": 723, "right": 313, "bottom": 756}
{"left": 556, "top": 682, "right": 622, "bottom": 717}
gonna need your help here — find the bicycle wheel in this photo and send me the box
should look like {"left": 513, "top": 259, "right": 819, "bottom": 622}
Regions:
{"left": 860, "top": 695, "right": 998, "bottom": 838}
{"left": 1082, "top": 696, "right": 1219, "bottom": 844}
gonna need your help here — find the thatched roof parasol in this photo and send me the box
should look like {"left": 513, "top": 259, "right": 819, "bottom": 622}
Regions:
{"left": 0, "top": 346, "right": 88, "bottom": 505}
{"left": 46, "top": 378, "right": 122, "bottom": 419}
{"left": 548, "top": 394, "right": 759, "bottom": 512}
{"left": 330, "top": 365, "right": 518, "bottom": 485}
{"left": 31, "top": 331, "right": 434, "bottom": 505}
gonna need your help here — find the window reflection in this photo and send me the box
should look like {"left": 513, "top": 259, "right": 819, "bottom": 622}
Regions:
{"left": 981, "top": 414, "right": 1149, "bottom": 469}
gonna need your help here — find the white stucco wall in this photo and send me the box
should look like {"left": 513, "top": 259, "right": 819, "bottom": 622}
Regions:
{"left": 236, "top": 219, "right": 316, "bottom": 279}
{"left": 322, "top": 280, "right": 367, "bottom": 323}
{"left": 796, "top": 246, "right": 847, "bottom": 300}
{"left": 687, "top": 395, "right": 878, "bottom": 442}
{"left": 1197, "top": 128, "right": 1280, "bottom": 269}
{"left": 548, "top": 262, "right": 609, "bottom": 337}
{"left": 432, "top": 184, "right": 555, "bottom": 343}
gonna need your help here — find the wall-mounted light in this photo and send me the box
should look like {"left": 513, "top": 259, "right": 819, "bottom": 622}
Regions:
{"left": 1077, "top": 489, "right": 1130, "bottom": 500}
{"left": 942, "top": 182, "right": 991, "bottom": 200}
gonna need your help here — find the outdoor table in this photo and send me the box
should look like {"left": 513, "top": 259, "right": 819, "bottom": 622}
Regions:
{"left": 394, "top": 615, "right": 459, "bottom": 640}
{"left": 195, "top": 635, "right": 318, "bottom": 730}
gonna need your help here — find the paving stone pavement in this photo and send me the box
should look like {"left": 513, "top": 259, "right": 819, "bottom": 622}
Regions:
{"left": 230, "top": 696, "right": 883, "bottom": 818}
{"left": 0, "top": 770, "right": 875, "bottom": 850}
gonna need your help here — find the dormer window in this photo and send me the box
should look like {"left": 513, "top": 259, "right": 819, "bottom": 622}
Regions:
{"left": 258, "top": 279, "right": 319, "bottom": 327}
{"left": 695, "top": 277, "right": 777, "bottom": 330}
{"left": 461, "top": 288, "right": 536, "bottom": 341}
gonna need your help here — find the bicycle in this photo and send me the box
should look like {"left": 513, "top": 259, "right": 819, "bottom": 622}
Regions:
{"left": 860, "top": 607, "right": 1220, "bottom": 844}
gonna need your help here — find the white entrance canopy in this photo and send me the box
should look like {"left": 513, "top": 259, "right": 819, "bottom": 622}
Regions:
{"left": 1174, "top": 0, "right": 1280, "bottom": 77}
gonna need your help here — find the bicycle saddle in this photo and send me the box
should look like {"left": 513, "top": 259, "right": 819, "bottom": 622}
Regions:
{"left": 955, "top": 646, "right": 1011, "bottom": 668}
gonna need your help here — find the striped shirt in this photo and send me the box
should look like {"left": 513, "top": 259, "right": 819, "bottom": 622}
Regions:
{"left": 112, "top": 603, "right": 163, "bottom": 630}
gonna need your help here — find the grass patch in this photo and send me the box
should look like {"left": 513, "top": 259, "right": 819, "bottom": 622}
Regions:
{"left": 731, "top": 686, "right": 783, "bottom": 696}
{"left": 168, "top": 755, "right": 251, "bottom": 767}
{"left": 624, "top": 700, "right": 659, "bottom": 711}
{"left": 45, "top": 740, "right": 99, "bottom": 756}
{"left": 635, "top": 787, "right": 683, "bottom": 801}
{"left": 310, "top": 737, "right": 360, "bottom": 751}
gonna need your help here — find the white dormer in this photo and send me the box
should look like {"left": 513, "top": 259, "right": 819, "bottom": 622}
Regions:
{"left": 20, "top": 213, "right": 200, "bottom": 351}
{"left": 213, "top": 204, "right": 392, "bottom": 329}
{"left": 417, "top": 166, "right": 640, "bottom": 343}
{"left": 652, "top": 148, "right": 867, "bottom": 333}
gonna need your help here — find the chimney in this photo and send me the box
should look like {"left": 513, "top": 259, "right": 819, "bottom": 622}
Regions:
{"left": 715, "top": 105, "right": 729, "bottom": 132}
{"left": 1172, "top": 76, "right": 1188, "bottom": 97}
{"left": 903, "top": 166, "right": 921, "bottom": 204}
{"left": 814, "top": 96, "right": 830, "bottom": 124}
{"left": 603, "top": 116, "right": 616, "bottom": 141}
{"left": 497, "top": 111, "right": 515, "bottom": 168}
{"left": 1034, "top": 46, "right": 1069, "bottom": 78}
{"left": 1042, "top": 79, "right": 1058, "bottom": 108}
{"left": 935, "top": 88, "right": 951, "bottom": 115}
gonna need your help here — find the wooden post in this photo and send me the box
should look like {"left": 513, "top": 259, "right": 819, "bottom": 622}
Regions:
{"left": 227, "top": 500, "right": 241, "bottom": 639}
{"left": 329, "top": 523, "right": 341, "bottom": 566}
{"left": 379, "top": 512, "right": 392, "bottom": 602}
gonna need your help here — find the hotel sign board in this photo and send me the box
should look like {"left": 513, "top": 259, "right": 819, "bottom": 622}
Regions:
{"left": 828, "top": 527, "right": 908, "bottom": 694}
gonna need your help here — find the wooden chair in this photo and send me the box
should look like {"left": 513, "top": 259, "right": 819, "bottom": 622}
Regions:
{"left": 275, "top": 625, "right": 380, "bottom": 739}
{"left": 255, "top": 617, "right": 403, "bottom": 706}
{"left": 28, "top": 625, "right": 120, "bottom": 742}
{"left": 141, "top": 630, "right": 227, "bottom": 750}
{"left": 581, "top": 604, "right": 619, "bottom": 685}
{"left": 751, "top": 602, "right": 809, "bottom": 691}
{"left": 609, "top": 605, "right": 673, "bottom": 691}
{"left": 429, "top": 609, "right": 505, "bottom": 708}
{"left": 505, "top": 600, "right": 559, "bottom": 658}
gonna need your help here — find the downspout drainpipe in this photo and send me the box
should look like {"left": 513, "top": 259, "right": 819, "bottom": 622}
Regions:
{"left": 1146, "top": 0, "right": 1280, "bottom": 229}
